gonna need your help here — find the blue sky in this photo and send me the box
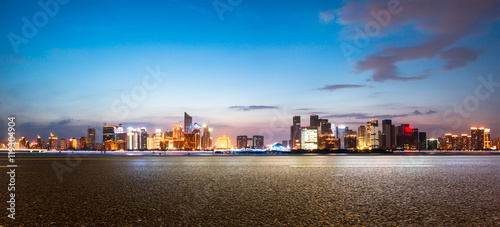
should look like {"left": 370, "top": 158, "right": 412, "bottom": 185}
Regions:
{"left": 1, "top": 0, "right": 500, "bottom": 143}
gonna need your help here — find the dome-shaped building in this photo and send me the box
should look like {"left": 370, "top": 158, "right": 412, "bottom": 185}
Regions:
{"left": 215, "top": 136, "right": 232, "bottom": 149}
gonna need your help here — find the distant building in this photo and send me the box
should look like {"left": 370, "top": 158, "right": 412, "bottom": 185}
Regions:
{"left": 300, "top": 127, "right": 318, "bottom": 150}
{"left": 471, "top": 127, "right": 485, "bottom": 150}
{"left": 382, "top": 119, "right": 395, "bottom": 149}
{"left": 60, "top": 139, "right": 67, "bottom": 150}
{"left": 140, "top": 128, "right": 147, "bottom": 150}
{"left": 344, "top": 130, "right": 357, "bottom": 150}
{"left": 237, "top": 136, "right": 248, "bottom": 149}
{"left": 215, "top": 136, "right": 232, "bottom": 149}
{"left": 201, "top": 124, "right": 212, "bottom": 150}
{"left": 103, "top": 125, "right": 115, "bottom": 142}
{"left": 184, "top": 112, "right": 193, "bottom": 134}
{"left": 418, "top": 132, "right": 427, "bottom": 150}
{"left": 357, "top": 126, "right": 366, "bottom": 149}
{"left": 290, "top": 116, "right": 301, "bottom": 149}
{"left": 367, "top": 119, "right": 379, "bottom": 149}
{"left": 318, "top": 134, "right": 339, "bottom": 150}
{"left": 310, "top": 115, "right": 319, "bottom": 128}
{"left": 87, "top": 127, "right": 96, "bottom": 150}
{"left": 426, "top": 138, "right": 439, "bottom": 150}
{"left": 49, "top": 133, "right": 58, "bottom": 150}
{"left": 253, "top": 135, "right": 264, "bottom": 149}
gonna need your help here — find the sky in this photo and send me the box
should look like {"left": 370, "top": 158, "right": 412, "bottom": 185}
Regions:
{"left": 1, "top": 0, "right": 500, "bottom": 144}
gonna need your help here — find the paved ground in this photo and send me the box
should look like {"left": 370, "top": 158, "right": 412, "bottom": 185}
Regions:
{"left": 1, "top": 155, "right": 499, "bottom": 226}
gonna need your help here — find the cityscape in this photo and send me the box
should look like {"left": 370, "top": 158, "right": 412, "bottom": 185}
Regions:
{"left": 3, "top": 112, "right": 497, "bottom": 152}
{"left": 2, "top": 0, "right": 500, "bottom": 225}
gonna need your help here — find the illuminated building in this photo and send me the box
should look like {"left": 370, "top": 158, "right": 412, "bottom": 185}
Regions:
{"left": 173, "top": 124, "right": 184, "bottom": 139}
{"left": 411, "top": 128, "right": 419, "bottom": 150}
{"left": 215, "top": 136, "right": 232, "bottom": 149}
{"left": 471, "top": 127, "right": 485, "bottom": 150}
{"left": 319, "top": 119, "right": 331, "bottom": 135}
{"left": 18, "top": 137, "right": 27, "bottom": 149}
{"left": 78, "top": 137, "right": 87, "bottom": 149}
{"left": 344, "top": 130, "right": 357, "bottom": 150}
{"left": 184, "top": 112, "right": 193, "bottom": 134}
{"left": 87, "top": 127, "right": 96, "bottom": 149}
{"left": 115, "top": 124, "right": 127, "bottom": 142}
{"left": 396, "top": 124, "right": 413, "bottom": 150}
{"left": 184, "top": 128, "right": 201, "bottom": 151}
{"left": 290, "top": 116, "right": 301, "bottom": 149}
{"left": 140, "top": 128, "right": 147, "bottom": 150}
{"left": 337, "top": 126, "right": 346, "bottom": 149}
{"left": 253, "top": 135, "right": 264, "bottom": 149}
{"left": 318, "top": 134, "right": 339, "bottom": 150}
{"left": 367, "top": 119, "right": 379, "bottom": 149}
{"left": 127, "top": 128, "right": 137, "bottom": 150}
{"left": 237, "top": 135, "right": 248, "bottom": 149}
{"left": 357, "top": 126, "right": 366, "bottom": 149}
{"left": 60, "top": 139, "right": 66, "bottom": 150}
{"left": 49, "top": 133, "right": 58, "bottom": 150}
{"left": 426, "top": 138, "right": 439, "bottom": 150}
{"left": 103, "top": 125, "right": 115, "bottom": 142}
{"left": 484, "top": 128, "right": 491, "bottom": 149}
{"left": 154, "top": 129, "right": 162, "bottom": 149}
{"left": 72, "top": 138, "right": 78, "bottom": 149}
{"left": 201, "top": 124, "right": 212, "bottom": 150}
{"left": 300, "top": 127, "right": 318, "bottom": 150}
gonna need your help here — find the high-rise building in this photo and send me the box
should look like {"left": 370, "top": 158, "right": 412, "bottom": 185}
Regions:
{"left": 237, "top": 136, "right": 248, "bottom": 149}
{"left": 140, "top": 128, "right": 147, "bottom": 150}
{"left": 426, "top": 138, "right": 439, "bottom": 150}
{"left": 300, "top": 127, "right": 318, "bottom": 150}
{"left": 368, "top": 119, "right": 379, "bottom": 149}
{"left": 184, "top": 112, "right": 193, "bottom": 134}
{"left": 253, "top": 135, "right": 264, "bottom": 149}
{"left": 357, "top": 125, "right": 366, "bottom": 149}
{"left": 471, "top": 127, "right": 485, "bottom": 150}
{"left": 87, "top": 127, "right": 96, "bottom": 150}
{"left": 173, "top": 124, "right": 184, "bottom": 139}
{"left": 310, "top": 115, "right": 319, "bottom": 128}
{"left": 337, "top": 126, "right": 347, "bottom": 149}
{"left": 318, "top": 119, "right": 331, "bottom": 135}
{"left": 154, "top": 129, "right": 162, "bottom": 150}
{"left": 382, "top": 119, "right": 395, "bottom": 149}
{"left": 60, "top": 139, "right": 67, "bottom": 150}
{"left": 201, "top": 124, "right": 212, "bottom": 150}
{"left": 49, "top": 133, "right": 58, "bottom": 150}
{"left": 290, "top": 116, "right": 301, "bottom": 149}
{"left": 484, "top": 128, "right": 491, "bottom": 149}
{"left": 103, "top": 125, "right": 115, "bottom": 142}
{"left": 344, "top": 130, "right": 357, "bottom": 150}
{"left": 418, "top": 132, "right": 427, "bottom": 150}
{"left": 318, "top": 134, "right": 339, "bottom": 150}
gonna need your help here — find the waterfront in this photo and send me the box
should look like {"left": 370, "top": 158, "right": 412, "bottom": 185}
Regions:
{"left": 1, "top": 155, "right": 499, "bottom": 225}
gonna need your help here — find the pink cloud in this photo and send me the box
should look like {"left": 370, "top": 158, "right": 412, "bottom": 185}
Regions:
{"left": 335, "top": 0, "right": 500, "bottom": 82}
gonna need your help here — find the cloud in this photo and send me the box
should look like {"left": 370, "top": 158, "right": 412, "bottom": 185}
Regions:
{"left": 440, "top": 47, "right": 483, "bottom": 70}
{"left": 317, "top": 84, "right": 366, "bottom": 91}
{"left": 48, "top": 119, "right": 73, "bottom": 127}
{"left": 426, "top": 110, "right": 437, "bottom": 114}
{"left": 335, "top": 0, "right": 500, "bottom": 82}
{"left": 413, "top": 110, "right": 422, "bottom": 115}
{"left": 319, "top": 10, "right": 336, "bottom": 24}
{"left": 324, "top": 109, "right": 438, "bottom": 120}
{"left": 229, "top": 105, "right": 278, "bottom": 111}
{"left": 296, "top": 108, "right": 312, "bottom": 111}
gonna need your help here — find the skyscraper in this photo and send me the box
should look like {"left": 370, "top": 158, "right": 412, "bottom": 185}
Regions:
{"left": 201, "top": 124, "right": 212, "bottom": 150}
{"left": 140, "top": 128, "right": 147, "bottom": 150}
{"left": 300, "top": 127, "right": 318, "bottom": 150}
{"left": 253, "top": 135, "right": 264, "bottom": 149}
{"left": 290, "top": 116, "right": 301, "bottom": 149}
{"left": 357, "top": 125, "right": 366, "bottom": 149}
{"left": 184, "top": 112, "right": 193, "bottom": 134}
{"left": 310, "top": 115, "right": 319, "bottom": 128}
{"left": 103, "top": 125, "right": 115, "bottom": 142}
{"left": 49, "top": 133, "right": 58, "bottom": 150}
{"left": 419, "top": 132, "right": 427, "bottom": 150}
{"left": 87, "top": 127, "right": 96, "bottom": 150}
{"left": 368, "top": 119, "right": 379, "bottom": 149}
{"left": 382, "top": 119, "right": 395, "bottom": 149}
{"left": 471, "top": 127, "right": 485, "bottom": 150}
{"left": 237, "top": 136, "right": 248, "bottom": 149}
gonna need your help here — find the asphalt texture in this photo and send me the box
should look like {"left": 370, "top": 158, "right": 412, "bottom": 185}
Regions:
{"left": 1, "top": 155, "right": 500, "bottom": 226}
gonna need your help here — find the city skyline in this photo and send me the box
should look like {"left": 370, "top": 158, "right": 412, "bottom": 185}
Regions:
{"left": 2, "top": 0, "right": 500, "bottom": 143}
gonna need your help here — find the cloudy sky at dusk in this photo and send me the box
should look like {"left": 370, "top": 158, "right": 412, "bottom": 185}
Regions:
{"left": 1, "top": 0, "right": 500, "bottom": 143}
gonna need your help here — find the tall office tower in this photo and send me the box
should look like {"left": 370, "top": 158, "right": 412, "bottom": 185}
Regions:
{"left": 357, "top": 125, "right": 366, "bottom": 149}
{"left": 301, "top": 127, "right": 318, "bottom": 150}
{"left": 253, "top": 135, "right": 264, "bottom": 149}
{"left": 290, "top": 116, "right": 301, "bottom": 149}
{"left": 444, "top": 133, "right": 453, "bottom": 150}
{"left": 382, "top": 119, "right": 394, "bottom": 149}
{"left": 201, "top": 124, "right": 212, "bottom": 150}
{"left": 60, "top": 139, "right": 67, "bottom": 150}
{"left": 365, "top": 123, "right": 371, "bottom": 147}
{"left": 154, "top": 129, "right": 162, "bottom": 149}
{"left": 471, "top": 127, "right": 485, "bottom": 150}
{"left": 426, "top": 138, "right": 439, "bottom": 150}
{"left": 48, "top": 133, "right": 58, "bottom": 150}
{"left": 103, "top": 125, "right": 115, "bottom": 142}
{"left": 337, "top": 126, "right": 347, "bottom": 149}
{"left": 484, "top": 128, "right": 491, "bottom": 149}
{"left": 184, "top": 112, "right": 193, "bottom": 134}
{"left": 319, "top": 119, "right": 331, "bottom": 135}
{"left": 460, "top": 134, "right": 470, "bottom": 150}
{"left": 237, "top": 136, "right": 248, "bottom": 149}
{"left": 78, "top": 137, "right": 87, "bottom": 149}
{"left": 344, "top": 130, "right": 357, "bottom": 150}
{"left": 140, "top": 128, "right": 147, "bottom": 150}
{"left": 411, "top": 128, "right": 419, "bottom": 150}
{"left": 367, "top": 119, "right": 379, "bottom": 149}
{"left": 310, "top": 115, "right": 320, "bottom": 128}
{"left": 173, "top": 124, "right": 183, "bottom": 139}
{"left": 193, "top": 128, "right": 202, "bottom": 150}
{"left": 87, "top": 127, "right": 96, "bottom": 149}
{"left": 418, "top": 132, "right": 427, "bottom": 150}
